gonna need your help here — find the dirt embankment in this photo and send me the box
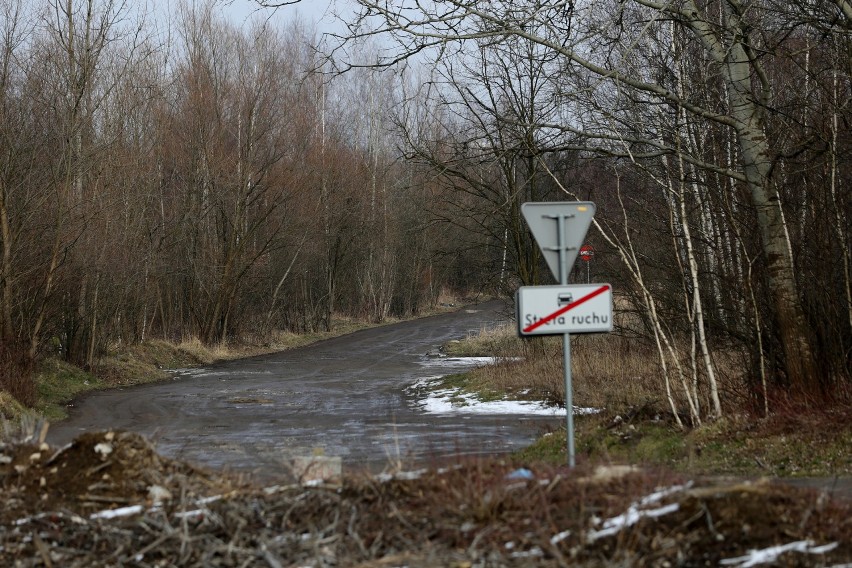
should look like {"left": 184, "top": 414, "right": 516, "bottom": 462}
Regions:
{"left": 2, "top": 430, "right": 850, "bottom": 567}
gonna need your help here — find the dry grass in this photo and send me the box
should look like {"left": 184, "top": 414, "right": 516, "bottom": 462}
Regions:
{"left": 452, "top": 324, "right": 748, "bottom": 419}
{"left": 445, "top": 321, "right": 528, "bottom": 358}
{"left": 456, "top": 330, "right": 667, "bottom": 411}
{"left": 571, "top": 335, "right": 669, "bottom": 409}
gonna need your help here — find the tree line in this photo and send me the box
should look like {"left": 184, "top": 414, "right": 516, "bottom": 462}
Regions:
{"left": 0, "top": 0, "right": 475, "bottom": 405}
{"left": 331, "top": 0, "right": 851, "bottom": 420}
{"left": 2, "top": 0, "right": 850, "bottom": 421}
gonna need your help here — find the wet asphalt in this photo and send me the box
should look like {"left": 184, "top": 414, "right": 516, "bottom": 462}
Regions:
{"left": 47, "top": 301, "right": 560, "bottom": 478}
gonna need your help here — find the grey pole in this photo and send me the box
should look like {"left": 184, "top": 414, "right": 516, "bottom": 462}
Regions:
{"left": 564, "top": 327, "right": 574, "bottom": 467}
{"left": 550, "top": 213, "right": 576, "bottom": 468}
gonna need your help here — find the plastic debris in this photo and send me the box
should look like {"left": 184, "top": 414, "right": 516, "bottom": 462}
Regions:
{"left": 506, "top": 468, "right": 534, "bottom": 480}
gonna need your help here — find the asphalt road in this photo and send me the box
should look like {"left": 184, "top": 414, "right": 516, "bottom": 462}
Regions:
{"left": 47, "top": 302, "right": 560, "bottom": 478}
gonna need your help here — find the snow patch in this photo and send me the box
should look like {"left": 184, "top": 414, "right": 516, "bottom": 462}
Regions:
{"left": 409, "top": 377, "right": 598, "bottom": 416}
{"left": 419, "top": 356, "right": 514, "bottom": 368}
{"left": 89, "top": 505, "right": 144, "bottom": 520}
{"left": 719, "top": 540, "right": 839, "bottom": 567}
{"left": 376, "top": 468, "right": 428, "bottom": 482}
{"left": 587, "top": 482, "right": 693, "bottom": 542}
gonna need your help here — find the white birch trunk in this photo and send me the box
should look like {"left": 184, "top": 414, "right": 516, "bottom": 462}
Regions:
{"left": 684, "top": 0, "right": 819, "bottom": 391}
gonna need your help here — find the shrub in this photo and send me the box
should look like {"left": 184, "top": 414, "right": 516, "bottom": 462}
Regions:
{"left": 0, "top": 341, "right": 35, "bottom": 407}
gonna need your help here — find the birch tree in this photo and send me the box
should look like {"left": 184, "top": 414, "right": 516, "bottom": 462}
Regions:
{"left": 333, "top": 0, "right": 848, "bottom": 397}
{"left": 392, "top": 30, "right": 565, "bottom": 290}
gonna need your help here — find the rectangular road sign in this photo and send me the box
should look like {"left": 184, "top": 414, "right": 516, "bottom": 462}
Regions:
{"left": 517, "top": 284, "right": 613, "bottom": 336}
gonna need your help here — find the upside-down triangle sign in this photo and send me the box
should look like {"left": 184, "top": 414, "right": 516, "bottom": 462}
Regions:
{"left": 521, "top": 202, "right": 596, "bottom": 281}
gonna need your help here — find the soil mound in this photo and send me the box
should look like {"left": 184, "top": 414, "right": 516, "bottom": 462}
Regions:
{"left": 0, "top": 430, "right": 236, "bottom": 522}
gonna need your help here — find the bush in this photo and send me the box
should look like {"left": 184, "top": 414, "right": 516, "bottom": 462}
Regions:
{"left": 0, "top": 341, "right": 35, "bottom": 407}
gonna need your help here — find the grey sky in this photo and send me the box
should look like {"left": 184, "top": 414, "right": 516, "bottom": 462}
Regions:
{"left": 222, "top": 0, "right": 340, "bottom": 31}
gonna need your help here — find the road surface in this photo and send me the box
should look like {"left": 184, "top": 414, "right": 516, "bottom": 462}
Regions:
{"left": 48, "top": 302, "right": 560, "bottom": 478}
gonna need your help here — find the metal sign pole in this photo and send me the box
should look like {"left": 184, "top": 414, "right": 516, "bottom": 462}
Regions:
{"left": 550, "top": 213, "right": 576, "bottom": 468}
{"left": 564, "top": 330, "right": 574, "bottom": 467}
{"left": 522, "top": 203, "right": 603, "bottom": 469}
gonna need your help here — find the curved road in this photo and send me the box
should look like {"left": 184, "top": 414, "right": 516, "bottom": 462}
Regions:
{"left": 48, "top": 302, "right": 559, "bottom": 478}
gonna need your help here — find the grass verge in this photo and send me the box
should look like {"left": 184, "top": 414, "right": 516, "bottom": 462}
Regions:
{"left": 444, "top": 325, "right": 852, "bottom": 478}
{"left": 513, "top": 409, "right": 852, "bottom": 478}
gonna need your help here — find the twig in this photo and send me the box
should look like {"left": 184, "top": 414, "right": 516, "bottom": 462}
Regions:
{"left": 85, "top": 460, "right": 113, "bottom": 477}
{"left": 79, "top": 494, "right": 132, "bottom": 504}
{"left": 33, "top": 532, "right": 53, "bottom": 568}
{"left": 45, "top": 443, "right": 73, "bottom": 466}
{"left": 348, "top": 505, "right": 369, "bottom": 557}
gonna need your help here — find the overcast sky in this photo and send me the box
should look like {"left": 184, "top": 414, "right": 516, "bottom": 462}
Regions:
{"left": 222, "top": 0, "right": 341, "bottom": 32}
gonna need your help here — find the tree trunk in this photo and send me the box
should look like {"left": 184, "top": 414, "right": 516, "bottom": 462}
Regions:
{"left": 0, "top": 182, "right": 12, "bottom": 342}
{"left": 733, "top": 100, "right": 819, "bottom": 392}
{"left": 686, "top": 0, "right": 820, "bottom": 393}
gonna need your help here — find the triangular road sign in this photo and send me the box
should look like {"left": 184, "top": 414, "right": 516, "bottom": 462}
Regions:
{"left": 522, "top": 202, "right": 595, "bottom": 282}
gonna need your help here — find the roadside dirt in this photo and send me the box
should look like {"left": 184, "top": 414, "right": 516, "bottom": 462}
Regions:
{"left": 2, "top": 430, "right": 850, "bottom": 566}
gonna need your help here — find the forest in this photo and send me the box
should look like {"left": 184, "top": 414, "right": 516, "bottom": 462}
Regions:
{"left": 0, "top": 0, "right": 850, "bottom": 423}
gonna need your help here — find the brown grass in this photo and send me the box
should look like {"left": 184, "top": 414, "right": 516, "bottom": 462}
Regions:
{"left": 455, "top": 324, "right": 750, "bottom": 421}
{"left": 460, "top": 332, "right": 667, "bottom": 411}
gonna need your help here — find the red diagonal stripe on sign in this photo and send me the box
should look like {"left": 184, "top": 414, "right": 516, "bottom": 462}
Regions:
{"left": 522, "top": 284, "right": 611, "bottom": 334}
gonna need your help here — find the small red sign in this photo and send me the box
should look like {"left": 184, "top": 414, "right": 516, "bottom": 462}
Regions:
{"left": 579, "top": 244, "right": 595, "bottom": 262}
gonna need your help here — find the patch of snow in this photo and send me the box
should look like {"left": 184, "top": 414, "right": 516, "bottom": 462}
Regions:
{"left": 419, "top": 356, "right": 505, "bottom": 368}
{"left": 93, "top": 442, "right": 113, "bottom": 457}
{"left": 196, "top": 495, "right": 222, "bottom": 505}
{"left": 588, "top": 503, "right": 680, "bottom": 542}
{"left": 90, "top": 505, "right": 144, "bottom": 520}
{"left": 376, "top": 468, "right": 428, "bottom": 482}
{"left": 168, "top": 368, "right": 214, "bottom": 377}
{"left": 510, "top": 546, "right": 544, "bottom": 559}
{"left": 14, "top": 512, "right": 88, "bottom": 526}
{"left": 551, "top": 530, "right": 571, "bottom": 545}
{"left": 409, "top": 376, "right": 599, "bottom": 416}
{"left": 587, "top": 482, "right": 693, "bottom": 542}
{"left": 421, "top": 391, "right": 561, "bottom": 415}
{"left": 173, "top": 509, "right": 206, "bottom": 520}
{"left": 637, "top": 482, "right": 693, "bottom": 506}
{"left": 719, "top": 540, "right": 839, "bottom": 567}
{"left": 147, "top": 485, "right": 172, "bottom": 504}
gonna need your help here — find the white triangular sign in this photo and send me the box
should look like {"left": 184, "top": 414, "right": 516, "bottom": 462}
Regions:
{"left": 522, "top": 202, "right": 596, "bottom": 282}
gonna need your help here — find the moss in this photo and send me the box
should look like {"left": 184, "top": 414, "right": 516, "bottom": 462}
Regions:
{"left": 513, "top": 430, "right": 566, "bottom": 463}
{"left": 632, "top": 425, "right": 686, "bottom": 464}
{"left": 34, "top": 359, "right": 104, "bottom": 421}
{"left": 0, "top": 391, "right": 27, "bottom": 421}
{"left": 522, "top": 410, "right": 852, "bottom": 478}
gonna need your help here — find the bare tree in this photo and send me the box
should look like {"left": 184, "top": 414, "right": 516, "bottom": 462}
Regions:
{"left": 330, "top": 0, "right": 852, "bottom": 399}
